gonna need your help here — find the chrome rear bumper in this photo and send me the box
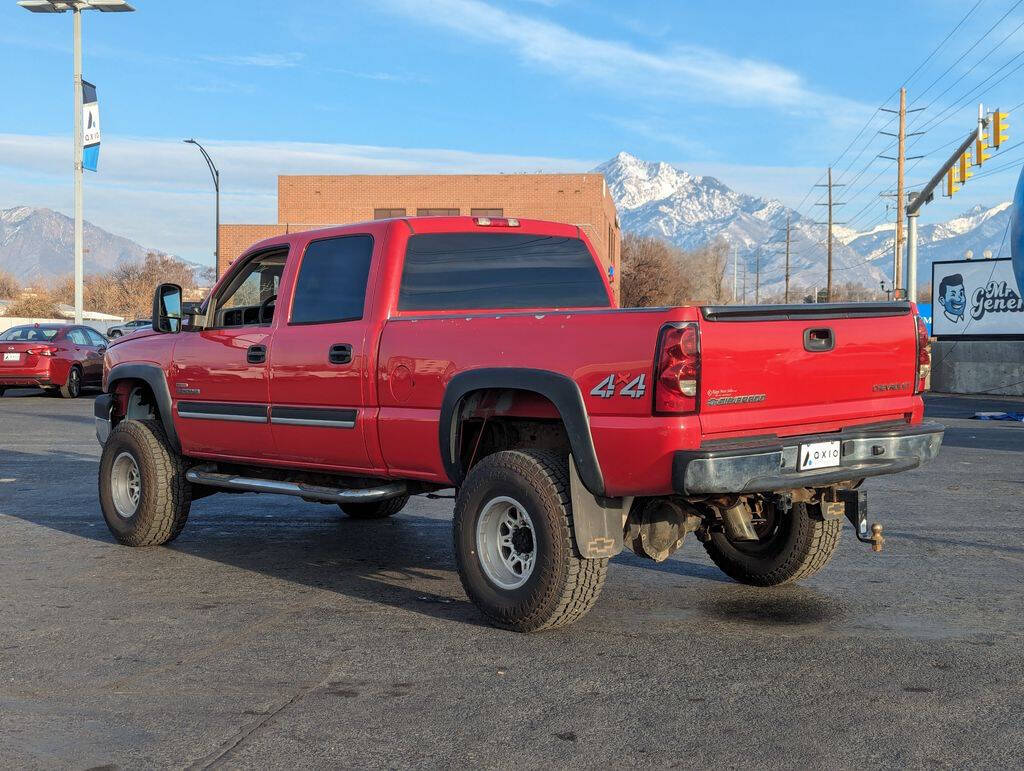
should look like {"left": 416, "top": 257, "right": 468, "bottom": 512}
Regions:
{"left": 673, "top": 422, "right": 944, "bottom": 495}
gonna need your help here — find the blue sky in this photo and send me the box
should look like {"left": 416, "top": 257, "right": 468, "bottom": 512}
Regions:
{"left": 1, "top": 0, "right": 1022, "bottom": 266}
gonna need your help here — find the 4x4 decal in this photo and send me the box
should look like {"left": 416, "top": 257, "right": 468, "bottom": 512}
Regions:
{"left": 590, "top": 373, "right": 647, "bottom": 399}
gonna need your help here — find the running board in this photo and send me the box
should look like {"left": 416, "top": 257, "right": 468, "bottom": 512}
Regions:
{"left": 185, "top": 467, "right": 407, "bottom": 504}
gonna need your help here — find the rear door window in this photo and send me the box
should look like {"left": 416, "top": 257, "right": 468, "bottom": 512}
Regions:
{"left": 398, "top": 233, "right": 609, "bottom": 311}
{"left": 68, "top": 328, "right": 89, "bottom": 346}
{"left": 290, "top": 235, "right": 374, "bottom": 324}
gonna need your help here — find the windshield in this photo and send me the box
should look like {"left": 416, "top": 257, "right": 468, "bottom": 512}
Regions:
{"left": 0, "top": 327, "right": 60, "bottom": 341}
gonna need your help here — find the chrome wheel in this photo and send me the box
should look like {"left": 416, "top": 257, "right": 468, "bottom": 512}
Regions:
{"left": 110, "top": 451, "right": 141, "bottom": 519}
{"left": 476, "top": 496, "right": 537, "bottom": 590}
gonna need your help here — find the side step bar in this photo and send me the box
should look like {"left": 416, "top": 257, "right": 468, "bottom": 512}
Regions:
{"left": 185, "top": 467, "right": 407, "bottom": 504}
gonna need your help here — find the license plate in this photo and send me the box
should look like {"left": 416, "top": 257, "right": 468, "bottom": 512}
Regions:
{"left": 799, "top": 440, "right": 841, "bottom": 470}
{"left": 3, "top": 352, "right": 19, "bottom": 361}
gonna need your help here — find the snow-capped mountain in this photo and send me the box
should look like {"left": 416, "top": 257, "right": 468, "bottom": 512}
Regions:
{"left": 0, "top": 207, "right": 206, "bottom": 285}
{"left": 595, "top": 152, "right": 1013, "bottom": 296}
{"left": 842, "top": 202, "right": 1014, "bottom": 281}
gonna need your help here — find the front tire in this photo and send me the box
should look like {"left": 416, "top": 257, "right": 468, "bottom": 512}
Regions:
{"left": 59, "top": 365, "right": 81, "bottom": 398}
{"left": 703, "top": 501, "right": 841, "bottom": 586}
{"left": 99, "top": 419, "right": 191, "bottom": 546}
{"left": 338, "top": 494, "right": 409, "bottom": 519}
{"left": 453, "top": 449, "right": 607, "bottom": 632}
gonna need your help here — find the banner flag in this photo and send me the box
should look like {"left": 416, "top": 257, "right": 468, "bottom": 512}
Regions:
{"left": 82, "top": 80, "right": 100, "bottom": 172}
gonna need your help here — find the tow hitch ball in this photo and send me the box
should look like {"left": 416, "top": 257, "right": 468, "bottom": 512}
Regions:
{"left": 823, "top": 489, "right": 885, "bottom": 552}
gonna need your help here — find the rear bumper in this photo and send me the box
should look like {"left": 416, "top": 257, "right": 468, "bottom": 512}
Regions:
{"left": 0, "top": 376, "right": 53, "bottom": 387}
{"left": 673, "top": 422, "right": 944, "bottom": 495}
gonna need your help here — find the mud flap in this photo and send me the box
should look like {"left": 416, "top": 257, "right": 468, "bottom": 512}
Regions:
{"left": 568, "top": 455, "right": 630, "bottom": 559}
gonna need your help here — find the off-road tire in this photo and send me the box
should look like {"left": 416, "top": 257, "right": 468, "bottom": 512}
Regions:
{"left": 339, "top": 494, "right": 410, "bottom": 519}
{"left": 453, "top": 449, "right": 607, "bottom": 632}
{"left": 59, "top": 365, "right": 81, "bottom": 398}
{"left": 99, "top": 419, "right": 191, "bottom": 546}
{"left": 703, "top": 501, "right": 841, "bottom": 586}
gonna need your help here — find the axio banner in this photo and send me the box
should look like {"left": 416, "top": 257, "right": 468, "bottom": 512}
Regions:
{"left": 932, "top": 258, "right": 1024, "bottom": 338}
{"left": 82, "top": 80, "right": 100, "bottom": 172}
{"left": 1012, "top": 165, "right": 1023, "bottom": 296}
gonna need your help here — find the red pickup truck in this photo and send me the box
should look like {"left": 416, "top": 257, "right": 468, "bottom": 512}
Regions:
{"left": 94, "top": 216, "right": 943, "bottom": 632}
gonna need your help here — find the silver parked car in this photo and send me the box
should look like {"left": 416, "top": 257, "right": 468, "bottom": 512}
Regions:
{"left": 106, "top": 319, "right": 151, "bottom": 338}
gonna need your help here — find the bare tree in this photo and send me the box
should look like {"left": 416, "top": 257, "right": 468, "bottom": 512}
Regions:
{"left": 6, "top": 291, "right": 61, "bottom": 318}
{"left": 0, "top": 271, "right": 19, "bottom": 300}
{"left": 53, "top": 253, "right": 196, "bottom": 319}
{"left": 619, "top": 234, "right": 687, "bottom": 308}
{"left": 619, "top": 235, "right": 730, "bottom": 307}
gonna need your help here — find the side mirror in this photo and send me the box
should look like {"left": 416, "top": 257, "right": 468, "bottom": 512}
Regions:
{"left": 153, "top": 283, "right": 183, "bottom": 333}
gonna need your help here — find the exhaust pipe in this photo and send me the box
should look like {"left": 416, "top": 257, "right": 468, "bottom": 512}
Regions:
{"left": 722, "top": 501, "right": 759, "bottom": 541}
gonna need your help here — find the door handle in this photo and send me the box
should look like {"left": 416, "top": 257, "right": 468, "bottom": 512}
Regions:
{"left": 329, "top": 344, "right": 352, "bottom": 365}
{"left": 247, "top": 344, "right": 267, "bottom": 364}
{"left": 803, "top": 327, "right": 835, "bottom": 352}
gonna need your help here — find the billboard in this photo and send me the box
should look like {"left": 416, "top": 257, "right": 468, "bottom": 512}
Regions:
{"left": 931, "top": 258, "right": 1024, "bottom": 338}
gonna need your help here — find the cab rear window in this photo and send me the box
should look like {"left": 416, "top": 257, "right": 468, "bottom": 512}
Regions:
{"left": 398, "top": 233, "right": 610, "bottom": 311}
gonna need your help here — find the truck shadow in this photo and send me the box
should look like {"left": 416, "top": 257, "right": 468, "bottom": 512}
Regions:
{"left": 3, "top": 448, "right": 735, "bottom": 630}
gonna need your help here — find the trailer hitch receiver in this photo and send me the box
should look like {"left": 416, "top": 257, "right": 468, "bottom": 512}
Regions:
{"left": 836, "top": 488, "right": 885, "bottom": 552}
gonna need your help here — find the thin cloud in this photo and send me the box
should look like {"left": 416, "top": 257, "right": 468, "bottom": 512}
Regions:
{"left": 0, "top": 133, "right": 596, "bottom": 263}
{"left": 201, "top": 52, "right": 305, "bottom": 68}
{"left": 375, "top": 0, "right": 866, "bottom": 114}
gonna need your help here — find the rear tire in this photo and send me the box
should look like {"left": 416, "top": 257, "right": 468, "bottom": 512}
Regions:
{"left": 99, "top": 419, "right": 191, "bottom": 546}
{"left": 59, "top": 365, "right": 81, "bottom": 399}
{"left": 453, "top": 449, "right": 606, "bottom": 632}
{"left": 703, "top": 501, "right": 841, "bottom": 586}
{"left": 338, "top": 494, "right": 409, "bottom": 519}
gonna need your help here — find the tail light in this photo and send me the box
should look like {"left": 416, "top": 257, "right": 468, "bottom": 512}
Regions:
{"left": 654, "top": 323, "right": 700, "bottom": 414}
{"left": 25, "top": 345, "right": 58, "bottom": 357}
{"left": 915, "top": 315, "right": 930, "bottom": 393}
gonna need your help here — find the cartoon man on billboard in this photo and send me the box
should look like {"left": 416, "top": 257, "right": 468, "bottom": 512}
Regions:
{"left": 937, "top": 273, "right": 967, "bottom": 324}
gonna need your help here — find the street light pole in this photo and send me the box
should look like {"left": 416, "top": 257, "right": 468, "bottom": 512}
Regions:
{"left": 72, "top": 6, "right": 82, "bottom": 324}
{"left": 184, "top": 139, "right": 220, "bottom": 278}
{"left": 18, "top": 0, "right": 135, "bottom": 324}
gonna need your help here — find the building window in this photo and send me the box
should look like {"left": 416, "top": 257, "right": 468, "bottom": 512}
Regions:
{"left": 608, "top": 223, "right": 615, "bottom": 262}
{"left": 416, "top": 208, "right": 459, "bottom": 216}
{"left": 373, "top": 208, "right": 406, "bottom": 219}
{"left": 470, "top": 208, "right": 503, "bottom": 217}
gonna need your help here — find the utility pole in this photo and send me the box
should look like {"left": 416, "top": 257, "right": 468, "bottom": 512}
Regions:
{"left": 815, "top": 167, "right": 845, "bottom": 303}
{"left": 741, "top": 261, "right": 747, "bottom": 303}
{"left": 732, "top": 243, "right": 738, "bottom": 303}
{"left": 894, "top": 87, "right": 906, "bottom": 296}
{"left": 754, "top": 248, "right": 760, "bottom": 304}
{"left": 881, "top": 90, "right": 924, "bottom": 299}
{"left": 784, "top": 214, "right": 791, "bottom": 303}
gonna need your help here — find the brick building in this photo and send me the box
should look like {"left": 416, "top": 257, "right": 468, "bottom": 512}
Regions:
{"left": 218, "top": 173, "right": 621, "bottom": 297}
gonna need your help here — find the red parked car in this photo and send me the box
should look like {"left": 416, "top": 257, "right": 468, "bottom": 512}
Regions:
{"left": 95, "top": 216, "right": 942, "bottom": 631}
{"left": 0, "top": 323, "right": 106, "bottom": 398}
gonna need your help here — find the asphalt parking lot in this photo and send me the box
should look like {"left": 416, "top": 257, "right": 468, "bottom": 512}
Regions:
{"left": 1, "top": 389, "right": 1023, "bottom": 769}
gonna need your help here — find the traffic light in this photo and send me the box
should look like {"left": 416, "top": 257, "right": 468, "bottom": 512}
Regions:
{"left": 957, "top": 150, "right": 973, "bottom": 184}
{"left": 975, "top": 132, "right": 991, "bottom": 165}
{"left": 991, "top": 110, "right": 1009, "bottom": 148}
{"left": 945, "top": 167, "right": 959, "bottom": 197}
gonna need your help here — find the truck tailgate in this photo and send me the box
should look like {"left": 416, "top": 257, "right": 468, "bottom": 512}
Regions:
{"left": 697, "top": 303, "right": 920, "bottom": 440}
